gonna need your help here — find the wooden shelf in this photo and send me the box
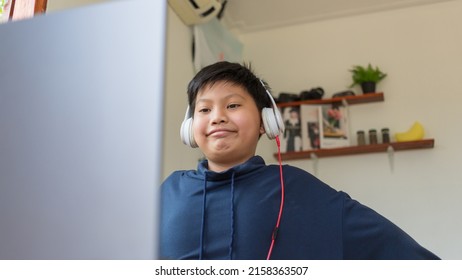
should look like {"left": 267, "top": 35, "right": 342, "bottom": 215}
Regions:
{"left": 274, "top": 93, "right": 434, "bottom": 160}
{"left": 276, "top": 92, "right": 384, "bottom": 108}
{"left": 274, "top": 139, "right": 435, "bottom": 160}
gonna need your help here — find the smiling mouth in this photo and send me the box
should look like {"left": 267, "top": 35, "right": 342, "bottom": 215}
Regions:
{"left": 207, "top": 129, "right": 234, "bottom": 137}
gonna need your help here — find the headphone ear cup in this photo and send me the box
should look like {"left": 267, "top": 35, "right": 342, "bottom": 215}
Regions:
{"left": 259, "top": 79, "right": 285, "bottom": 140}
{"left": 262, "top": 107, "right": 284, "bottom": 140}
{"left": 274, "top": 107, "right": 284, "bottom": 135}
{"left": 180, "top": 107, "right": 198, "bottom": 148}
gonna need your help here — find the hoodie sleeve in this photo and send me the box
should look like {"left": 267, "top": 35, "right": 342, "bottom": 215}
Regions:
{"left": 341, "top": 192, "right": 440, "bottom": 260}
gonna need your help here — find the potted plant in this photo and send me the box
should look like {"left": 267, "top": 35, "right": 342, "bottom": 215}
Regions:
{"left": 349, "top": 63, "right": 387, "bottom": 94}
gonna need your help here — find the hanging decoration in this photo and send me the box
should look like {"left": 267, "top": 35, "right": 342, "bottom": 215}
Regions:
{"left": 193, "top": 18, "right": 243, "bottom": 72}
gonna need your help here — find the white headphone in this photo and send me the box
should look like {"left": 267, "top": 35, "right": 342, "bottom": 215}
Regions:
{"left": 180, "top": 106, "right": 198, "bottom": 148}
{"left": 180, "top": 80, "right": 285, "bottom": 148}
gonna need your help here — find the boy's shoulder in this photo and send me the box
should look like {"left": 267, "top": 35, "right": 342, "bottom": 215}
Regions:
{"left": 161, "top": 169, "right": 196, "bottom": 186}
{"left": 259, "top": 163, "right": 345, "bottom": 204}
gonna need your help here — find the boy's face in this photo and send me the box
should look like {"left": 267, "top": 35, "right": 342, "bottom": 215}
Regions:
{"left": 193, "top": 81, "right": 264, "bottom": 172}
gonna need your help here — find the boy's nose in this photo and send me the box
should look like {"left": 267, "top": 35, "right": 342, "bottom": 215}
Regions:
{"left": 211, "top": 108, "right": 228, "bottom": 124}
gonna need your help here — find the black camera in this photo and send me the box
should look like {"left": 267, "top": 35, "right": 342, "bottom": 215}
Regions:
{"left": 299, "top": 87, "right": 324, "bottom": 100}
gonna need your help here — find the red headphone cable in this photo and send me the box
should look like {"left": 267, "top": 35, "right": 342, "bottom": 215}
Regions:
{"left": 266, "top": 135, "right": 285, "bottom": 260}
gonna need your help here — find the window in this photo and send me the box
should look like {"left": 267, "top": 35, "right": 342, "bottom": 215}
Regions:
{"left": 0, "top": 0, "right": 47, "bottom": 23}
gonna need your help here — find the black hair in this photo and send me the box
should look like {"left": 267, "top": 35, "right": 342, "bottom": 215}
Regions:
{"left": 187, "top": 61, "right": 273, "bottom": 114}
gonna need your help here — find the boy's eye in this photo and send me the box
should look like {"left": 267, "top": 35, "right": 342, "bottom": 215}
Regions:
{"left": 227, "top": 104, "right": 241, "bottom": 109}
{"left": 198, "top": 108, "right": 210, "bottom": 113}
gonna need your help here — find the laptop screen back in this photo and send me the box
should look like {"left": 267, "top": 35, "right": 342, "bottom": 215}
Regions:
{"left": 0, "top": 0, "right": 165, "bottom": 259}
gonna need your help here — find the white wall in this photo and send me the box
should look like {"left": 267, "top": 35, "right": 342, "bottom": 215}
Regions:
{"left": 163, "top": 7, "right": 203, "bottom": 178}
{"left": 238, "top": 1, "right": 462, "bottom": 259}
{"left": 47, "top": 0, "right": 109, "bottom": 12}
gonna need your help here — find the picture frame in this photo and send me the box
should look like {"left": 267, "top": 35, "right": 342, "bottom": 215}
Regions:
{"left": 279, "top": 106, "right": 303, "bottom": 153}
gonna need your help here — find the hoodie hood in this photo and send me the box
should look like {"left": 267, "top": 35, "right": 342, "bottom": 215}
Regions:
{"left": 195, "top": 155, "right": 267, "bottom": 181}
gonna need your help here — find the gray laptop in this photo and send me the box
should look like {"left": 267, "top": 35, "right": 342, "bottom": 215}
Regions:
{"left": 0, "top": 0, "right": 165, "bottom": 259}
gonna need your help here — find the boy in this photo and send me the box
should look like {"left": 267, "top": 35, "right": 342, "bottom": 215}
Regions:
{"left": 159, "top": 61, "right": 439, "bottom": 260}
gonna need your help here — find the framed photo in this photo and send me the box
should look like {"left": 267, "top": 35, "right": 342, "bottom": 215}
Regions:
{"left": 300, "top": 105, "right": 321, "bottom": 150}
{"left": 300, "top": 104, "right": 350, "bottom": 150}
{"left": 279, "top": 106, "right": 303, "bottom": 153}
{"left": 319, "top": 104, "right": 350, "bottom": 148}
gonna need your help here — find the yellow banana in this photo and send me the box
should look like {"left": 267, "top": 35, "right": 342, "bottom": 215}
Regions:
{"left": 395, "top": 121, "right": 425, "bottom": 142}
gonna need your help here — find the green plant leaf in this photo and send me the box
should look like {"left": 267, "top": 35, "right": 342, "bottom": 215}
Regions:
{"left": 349, "top": 63, "right": 387, "bottom": 87}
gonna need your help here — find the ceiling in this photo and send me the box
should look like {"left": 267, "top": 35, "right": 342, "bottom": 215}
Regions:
{"left": 222, "top": 0, "right": 454, "bottom": 33}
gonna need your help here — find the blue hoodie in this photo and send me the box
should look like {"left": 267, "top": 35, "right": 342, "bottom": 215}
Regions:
{"left": 160, "top": 156, "right": 439, "bottom": 260}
